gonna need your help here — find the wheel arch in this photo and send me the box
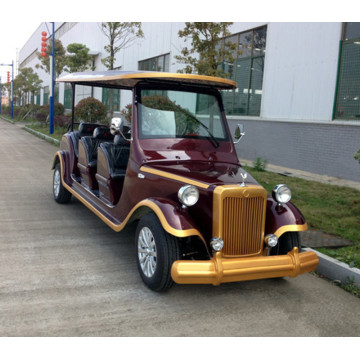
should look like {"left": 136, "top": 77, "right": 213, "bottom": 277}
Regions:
{"left": 52, "top": 151, "right": 71, "bottom": 181}
{"left": 51, "top": 152, "right": 61, "bottom": 170}
{"left": 265, "top": 197, "right": 308, "bottom": 238}
{"left": 130, "top": 199, "right": 211, "bottom": 260}
{"left": 128, "top": 198, "right": 206, "bottom": 242}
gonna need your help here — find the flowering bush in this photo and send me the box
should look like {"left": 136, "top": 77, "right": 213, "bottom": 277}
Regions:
{"left": 74, "top": 97, "right": 108, "bottom": 124}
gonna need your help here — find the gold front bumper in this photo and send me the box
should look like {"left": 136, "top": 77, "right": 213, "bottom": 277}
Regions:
{"left": 171, "top": 247, "right": 319, "bottom": 286}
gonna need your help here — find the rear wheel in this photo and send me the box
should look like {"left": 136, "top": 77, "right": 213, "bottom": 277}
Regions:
{"left": 53, "top": 162, "right": 72, "bottom": 204}
{"left": 135, "top": 213, "right": 180, "bottom": 292}
{"left": 271, "top": 232, "right": 301, "bottom": 255}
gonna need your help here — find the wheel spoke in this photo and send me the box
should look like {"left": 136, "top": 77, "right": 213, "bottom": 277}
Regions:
{"left": 139, "top": 254, "right": 147, "bottom": 264}
{"left": 53, "top": 170, "right": 60, "bottom": 197}
{"left": 137, "top": 226, "right": 157, "bottom": 278}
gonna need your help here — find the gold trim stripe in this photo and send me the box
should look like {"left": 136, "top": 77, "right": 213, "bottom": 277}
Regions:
{"left": 56, "top": 153, "right": 203, "bottom": 240}
{"left": 57, "top": 71, "right": 237, "bottom": 89}
{"left": 274, "top": 224, "right": 308, "bottom": 238}
{"left": 140, "top": 166, "right": 210, "bottom": 189}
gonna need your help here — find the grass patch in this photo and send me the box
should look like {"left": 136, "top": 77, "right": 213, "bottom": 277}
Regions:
{"left": 27, "top": 124, "right": 66, "bottom": 142}
{"left": 339, "top": 278, "right": 360, "bottom": 298}
{"left": 244, "top": 165, "right": 360, "bottom": 268}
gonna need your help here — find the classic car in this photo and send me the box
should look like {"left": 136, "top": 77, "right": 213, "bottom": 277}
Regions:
{"left": 52, "top": 70, "right": 319, "bottom": 291}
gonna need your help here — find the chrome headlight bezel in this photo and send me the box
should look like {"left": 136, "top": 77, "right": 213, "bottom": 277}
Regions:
{"left": 178, "top": 185, "right": 199, "bottom": 207}
{"left": 264, "top": 234, "right": 278, "bottom": 248}
{"left": 272, "top": 184, "right": 292, "bottom": 204}
{"left": 210, "top": 237, "right": 224, "bottom": 252}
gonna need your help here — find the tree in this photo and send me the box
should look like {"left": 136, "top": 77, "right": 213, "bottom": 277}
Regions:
{"left": 100, "top": 22, "right": 144, "bottom": 70}
{"left": 36, "top": 39, "right": 67, "bottom": 78}
{"left": 15, "top": 67, "right": 42, "bottom": 104}
{"left": 175, "top": 22, "right": 236, "bottom": 77}
{"left": 100, "top": 22, "right": 144, "bottom": 117}
{"left": 65, "top": 43, "right": 93, "bottom": 73}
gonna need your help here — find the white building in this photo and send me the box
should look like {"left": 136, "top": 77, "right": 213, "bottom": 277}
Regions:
{"left": 19, "top": 22, "right": 360, "bottom": 182}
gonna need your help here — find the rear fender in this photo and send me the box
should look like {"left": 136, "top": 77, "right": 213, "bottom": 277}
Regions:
{"left": 52, "top": 151, "right": 71, "bottom": 184}
{"left": 265, "top": 197, "right": 308, "bottom": 238}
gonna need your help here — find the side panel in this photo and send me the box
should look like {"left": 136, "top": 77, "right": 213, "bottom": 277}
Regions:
{"left": 265, "top": 197, "right": 308, "bottom": 238}
{"left": 53, "top": 151, "right": 205, "bottom": 241}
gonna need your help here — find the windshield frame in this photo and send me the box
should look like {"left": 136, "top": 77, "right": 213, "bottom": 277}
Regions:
{"left": 134, "top": 82, "right": 230, "bottom": 143}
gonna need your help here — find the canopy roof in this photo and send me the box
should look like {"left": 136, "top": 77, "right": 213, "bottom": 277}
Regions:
{"left": 56, "top": 70, "right": 237, "bottom": 90}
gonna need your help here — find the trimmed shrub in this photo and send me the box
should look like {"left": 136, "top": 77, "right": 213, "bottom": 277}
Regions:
{"left": 35, "top": 106, "right": 49, "bottom": 124}
{"left": 54, "top": 102, "right": 65, "bottom": 116}
{"left": 18, "top": 104, "right": 41, "bottom": 120}
{"left": 1, "top": 105, "right": 10, "bottom": 115}
{"left": 74, "top": 97, "right": 108, "bottom": 124}
{"left": 54, "top": 115, "right": 71, "bottom": 128}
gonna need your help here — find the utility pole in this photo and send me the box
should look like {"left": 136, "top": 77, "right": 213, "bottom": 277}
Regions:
{"left": 0, "top": 63, "right": 14, "bottom": 118}
{"left": 42, "top": 22, "right": 55, "bottom": 134}
{"left": 49, "top": 22, "right": 55, "bottom": 134}
{"left": 0, "top": 76, "right": 2, "bottom": 114}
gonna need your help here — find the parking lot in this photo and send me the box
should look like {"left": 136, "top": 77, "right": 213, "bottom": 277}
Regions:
{"left": 0, "top": 119, "right": 360, "bottom": 336}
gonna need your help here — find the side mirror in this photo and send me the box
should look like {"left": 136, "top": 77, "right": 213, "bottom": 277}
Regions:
{"left": 110, "top": 117, "right": 124, "bottom": 135}
{"left": 234, "top": 123, "right": 245, "bottom": 144}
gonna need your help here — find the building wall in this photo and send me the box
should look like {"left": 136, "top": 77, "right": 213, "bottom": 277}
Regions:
{"left": 18, "top": 22, "right": 360, "bottom": 182}
{"left": 262, "top": 22, "right": 342, "bottom": 121}
{"left": 229, "top": 119, "right": 360, "bottom": 182}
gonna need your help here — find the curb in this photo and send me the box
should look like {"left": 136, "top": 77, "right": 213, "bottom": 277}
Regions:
{"left": 304, "top": 247, "right": 360, "bottom": 286}
{"left": 0, "top": 116, "right": 15, "bottom": 125}
{"left": 23, "top": 126, "right": 60, "bottom": 146}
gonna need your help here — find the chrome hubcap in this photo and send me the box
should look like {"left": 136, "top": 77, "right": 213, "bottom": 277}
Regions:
{"left": 54, "top": 169, "right": 61, "bottom": 198}
{"left": 137, "top": 226, "right": 157, "bottom": 278}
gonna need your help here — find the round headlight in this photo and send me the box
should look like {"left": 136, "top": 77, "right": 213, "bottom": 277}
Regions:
{"left": 272, "top": 184, "right": 292, "bottom": 204}
{"left": 178, "top": 185, "right": 199, "bottom": 207}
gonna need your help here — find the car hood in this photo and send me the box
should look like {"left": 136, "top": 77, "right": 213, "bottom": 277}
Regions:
{"left": 143, "top": 161, "right": 259, "bottom": 187}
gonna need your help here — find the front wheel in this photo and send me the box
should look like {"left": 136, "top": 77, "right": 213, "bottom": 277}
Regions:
{"left": 135, "top": 213, "right": 181, "bottom": 292}
{"left": 53, "top": 162, "right": 72, "bottom": 204}
{"left": 271, "top": 232, "right": 301, "bottom": 255}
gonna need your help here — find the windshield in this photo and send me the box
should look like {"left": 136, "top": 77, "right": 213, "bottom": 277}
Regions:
{"left": 138, "top": 89, "right": 229, "bottom": 143}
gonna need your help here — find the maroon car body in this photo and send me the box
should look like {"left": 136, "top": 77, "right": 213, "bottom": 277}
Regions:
{"left": 52, "top": 71, "right": 318, "bottom": 291}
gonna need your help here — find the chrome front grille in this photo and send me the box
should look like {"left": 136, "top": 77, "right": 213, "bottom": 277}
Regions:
{"left": 213, "top": 185, "right": 267, "bottom": 257}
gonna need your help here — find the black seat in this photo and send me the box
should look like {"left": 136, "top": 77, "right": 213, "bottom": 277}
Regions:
{"left": 100, "top": 135, "right": 130, "bottom": 179}
{"left": 78, "top": 126, "right": 114, "bottom": 190}
{"left": 70, "top": 123, "right": 103, "bottom": 158}
{"left": 96, "top": 135, "right": 130, "bottom": 204}
{"left": 80, "top": 127, "right": 114, "bottom": 167}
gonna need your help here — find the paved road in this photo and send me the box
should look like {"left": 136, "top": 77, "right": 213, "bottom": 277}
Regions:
{"left": 0, "top": 119, "right": 359, "bottom": 337}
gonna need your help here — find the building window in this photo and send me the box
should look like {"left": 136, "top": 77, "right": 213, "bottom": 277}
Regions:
{"left": 220, "top": 26, "right": 267, "bottom": 116}
{"left": 55, "top": 84, "right": 59, "bottom": 103}
{"left": 102, "top": 88, "right": 121, "bottom": 111}
{"left": 43, "top": 86, "right": 49, "bottom": 105}
{"left": 64, "top": 83, "right": 72, "bottom": 109}
{"left": 138, "top": 53, "right": 170, "bottom": 72}
{"left": 334, "top": 23, "right": 360, "bottom": 120}
{"left": 36, "top": 92, "right": 40, "bottom": 105}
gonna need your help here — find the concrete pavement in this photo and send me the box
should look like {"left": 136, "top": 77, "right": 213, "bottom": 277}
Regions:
{"left": 0, "top": 118, "right": 359, "bottom": 336}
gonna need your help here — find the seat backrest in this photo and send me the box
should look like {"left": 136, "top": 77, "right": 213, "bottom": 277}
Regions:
{"left": 93, "top": 126, "right": 114, "bottom": 140}
{"left": 70, "top": 123, "right": 103, "bottom": 158}
{"left": 100, "top": 139, "right": 130, "bottom": 175}
{"left": 80, "top": 127, "right": 114, "bottom": 167}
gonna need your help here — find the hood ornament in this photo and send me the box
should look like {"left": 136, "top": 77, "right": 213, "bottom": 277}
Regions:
{"left": 240, "top": 173, "right": 247, "bottom": 187}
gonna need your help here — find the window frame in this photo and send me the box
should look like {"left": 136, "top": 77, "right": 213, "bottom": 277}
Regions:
{"left": 220, "top": 25, "right": 267, "bottom": 116}
{"left": 333, "top": 22, "right": 360, "bottom": 120}
{"left": 138, "top": 53, "right": 170, "bottom": 72}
